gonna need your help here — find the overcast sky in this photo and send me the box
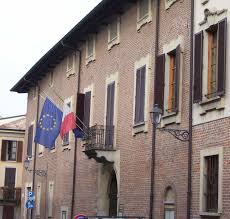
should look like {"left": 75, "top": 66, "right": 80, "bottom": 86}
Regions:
{"left": 0, "top": 0, "right": 101, "bottom": 118}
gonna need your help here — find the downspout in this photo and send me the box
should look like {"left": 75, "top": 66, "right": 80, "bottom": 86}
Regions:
{"left": 149, "top": 0, "right": 160, "bottom": 219}
{"left": 187, "top": 0, "right": 194, "bottom": 218}
{"left": 71, "top": 48, "right": 82, "bottom": 219}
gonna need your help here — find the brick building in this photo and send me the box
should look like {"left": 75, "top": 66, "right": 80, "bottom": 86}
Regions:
{"left": 11, "top": 0, "right": 230, "bottom": 219}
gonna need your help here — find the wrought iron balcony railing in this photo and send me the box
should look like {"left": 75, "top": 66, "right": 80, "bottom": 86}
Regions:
{"left": 84, "top": 125, "right": 115, "bottom": 151}
{"left": 0, "top": 187, "right": 21, "bottom": 205}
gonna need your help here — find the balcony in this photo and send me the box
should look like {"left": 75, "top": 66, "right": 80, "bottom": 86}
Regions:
{"left": 0, "top": 187, "right": 21, "bottom": 206}
{"left": 83, "top": 125, "right": 116, "bottom": 163}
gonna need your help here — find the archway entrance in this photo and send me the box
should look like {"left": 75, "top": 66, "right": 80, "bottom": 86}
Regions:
{"left": 109, "top": 171, "right": 117, "bottom": 216}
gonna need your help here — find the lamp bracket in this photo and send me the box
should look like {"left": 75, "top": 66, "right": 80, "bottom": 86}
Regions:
{"left": 26, "top": 168, "right": 47, "bottom": 177}
{"left": 157, "top": 127, "right": 189, "bottom": 142}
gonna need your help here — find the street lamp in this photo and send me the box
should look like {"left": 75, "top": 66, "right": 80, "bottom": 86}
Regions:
{"left": 150, "top": 104, "right": 189, "bottom": 142}
{"left": 149, "top": 104, "right": 190, "bottom": 219}
{"left": 24, "top": 157, "right": 47, "bottom": 177}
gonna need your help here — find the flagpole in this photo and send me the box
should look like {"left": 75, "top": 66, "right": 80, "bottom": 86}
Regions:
{"left": 31, "top": 85, "right": 40, "bottom": 219}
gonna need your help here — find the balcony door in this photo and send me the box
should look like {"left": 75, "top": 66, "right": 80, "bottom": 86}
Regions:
{"left": 4, "top": 168, "right": 16, "bottom": 188}
{"left": 105, "top": 82, "right": 115, "bottom": 148}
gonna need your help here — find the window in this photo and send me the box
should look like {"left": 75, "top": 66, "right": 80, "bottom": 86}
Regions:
{"left": 164, "top": 187, "right": 175, "bottom": 219}
{"left": 137, "top": 0, "right": 152, "bottom": 30}
{"left": 105, "top": 82, "right": 115, "bottom": 147}
{"left": 60, "top": 207, "right": 68, "bottom": 219}
{"left": 48, "top": 182, "right": 54, "bottom": 217}
{"left": 200, "top": 147, "right": 223, "bottom": 214}
{"left": 168, "top": 50, "right": 177, "bottom": 113}
{"left": 207, "top": 28, "right": 218, "bottom": 98}
{"left": 193, "top": 18, "right": 227, "bottom": 103}
{"left": 138, "top": 0, "right": 149, "bottom": 20}
{"left": 134, "top": 66, "right": 146, "bottom": 124}
{"left": 6, "top": 141, "right": 17, "bottom": 161}
{"left": 108, "top": 17, "right": 120, "bottom": 49}
{"left": 27, "top": 125, "right": 34, "bottom": 157}
{"left": 83, "top": 91, "right": 91, "bottom": 131}
{"left": 1, "top": 140, "right": 22, "bottom": 162}
{"left": 49, "top": 72, "right": 54, "bottom": 87}
{"left": 36, "top": 183, "right": 41, "bottom": 216}
{"left": 154, "top": 45, "right": 180, "bottom": 115}
{"left": 67, "top": 53, "right": 74, "bottom": 72}
{"left": 86, "top": 35, "right": 96, "bottom": 63}
{"left": 204, "top": 155, "right": 219, "bottom": 212}
{"left": 61, "top": 211, "right": 67, "bottom": 219}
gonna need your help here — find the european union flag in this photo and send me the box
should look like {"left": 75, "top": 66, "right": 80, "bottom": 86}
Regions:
{"left": 34, "top": 98, "right": 63, "bottom": 149}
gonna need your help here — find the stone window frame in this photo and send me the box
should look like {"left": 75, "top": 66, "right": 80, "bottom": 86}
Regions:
{"left": 137, "top": 0, "right": 152, "bottom": 31}
{"left": 164, "top": 186, "right": 176, "bottom": 219}
{"left": 85, "top": 35, "right": 96, "bottom": 65}
{"left": 161, "top": 36, "right": 184, "bottom": 127}
{"left": 49, "top": 72, "right": 54, "bottom": 87}
{"left": 62, "top": 96, "right": 75, "bottom": 150}
{"left": 132, "top": 54, "right": 151, "bottom": 135}
{"left": 84, "top": 83, "right": 95, "bottom": 128}
{"left": 66, "top": 52, "right": 76, "bottom": 78}
{"left": 108, "top": 17, "right": 121, "bottom": 50}
{"left": 28, "top": 120, "right": 35, "bottom": 161}
{"left": 36, "top": 182, "right": 41, "bottom": 216}
{"left": 48, "top": 181, "right": 54, "bottom": 218}
{"left": 165, "top": 0, "right": 178, "bottom": 10}
{"left": 104, "top": 72, "right": 119, "bottom": 149}
{"left": 195, "top": 11, "right": 227, "bottom": 116}
{"left": 60, "top": 206, "right": 68, "bottom": 219}
{"left": 199, "top": 147, "right": 223, "bottom": 217}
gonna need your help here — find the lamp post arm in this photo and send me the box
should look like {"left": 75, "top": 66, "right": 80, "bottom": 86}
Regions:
{"left": 157, "top": 127, "right": 189, "bottom": 142}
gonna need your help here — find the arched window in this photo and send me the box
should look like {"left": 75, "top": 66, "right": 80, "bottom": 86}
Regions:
{"left": 164, "top": 187, "right": 176, "bottom": 219}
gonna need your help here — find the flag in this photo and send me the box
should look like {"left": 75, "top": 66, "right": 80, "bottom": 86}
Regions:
{"left": 73, "top": 127, "right": 85, "bottom": 139}
{"left": 60, "top": 102, "right": 76, "bottom": 139}
{"left": 34, "top": 98, "right": 63, "bottom": 149}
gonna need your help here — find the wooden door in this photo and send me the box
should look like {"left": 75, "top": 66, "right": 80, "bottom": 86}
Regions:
{"left": 3, "top": 206, "right": 14, "bottom": 219}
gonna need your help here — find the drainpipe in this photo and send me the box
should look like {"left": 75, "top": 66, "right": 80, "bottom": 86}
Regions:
{"left": 149, "top": 0, "right": 160, "bottom": 219}
{"left": 71, "top": 48, "right": 82, "bottom": 219}
{"left": 187, "top": 0, "right": 194, "bottom": 218}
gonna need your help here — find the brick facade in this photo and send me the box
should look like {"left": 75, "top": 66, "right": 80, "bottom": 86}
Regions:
{"left": 13, "top": 0, "right": 230, "bottom": 219}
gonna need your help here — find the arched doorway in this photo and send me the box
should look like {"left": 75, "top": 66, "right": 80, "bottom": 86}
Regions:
{"left": 109, "top": 170, "right": 117, "bottom": 216}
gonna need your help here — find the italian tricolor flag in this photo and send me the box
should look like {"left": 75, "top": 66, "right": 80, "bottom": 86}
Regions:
{"left": 60, "top": 103, "right": 76, "bottom": 139}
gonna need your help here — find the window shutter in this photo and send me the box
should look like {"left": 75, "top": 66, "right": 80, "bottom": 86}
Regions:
{"left": 193, "top": 31, "right": 203, "bottom": 103}
{"left": 139, "top": 66, "right": 146, "bottom": 122}
{"left": 17, "top": 141, "right": 23, "bottom": 162}
{"left": 135, "top": 69, "right": 141, "bottom": 124}
{"left": 27, "top": 125, "right": 34, "bottom": 157}
{"left": 1, "top": 140, "right": 7, "bottom": 161}
{"left": 174, "top": 45, "right": 181, "bottom": 112}
{"left": 83, "top": 91, "right": 91, "bottom": 128}
{"left": 76, "top": 93, "right": 85, "bottom": 130}
{"left": 154, "top": 54, "right": 165, "bottom": 111}
{"left": 217, "top": 18, "right": 227, "bottom": 96}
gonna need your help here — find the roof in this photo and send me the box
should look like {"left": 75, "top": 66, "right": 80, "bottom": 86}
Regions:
{"left": 11, "top": 0, "right": 135, "bottom": 93}
{"left": 0, "top": 115, "right": 26, "bottom": 131}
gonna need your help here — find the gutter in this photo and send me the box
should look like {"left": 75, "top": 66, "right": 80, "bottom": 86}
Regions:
{"left": 187, "top": 0, "right": 194, "bottom": 218}
{"left": 149, "top": 0, "right": 160, "bottom": 219}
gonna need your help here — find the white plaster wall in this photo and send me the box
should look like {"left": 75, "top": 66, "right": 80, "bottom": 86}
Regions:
{"left": 193, "top": 0, "right": 230, "bottom": 125}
